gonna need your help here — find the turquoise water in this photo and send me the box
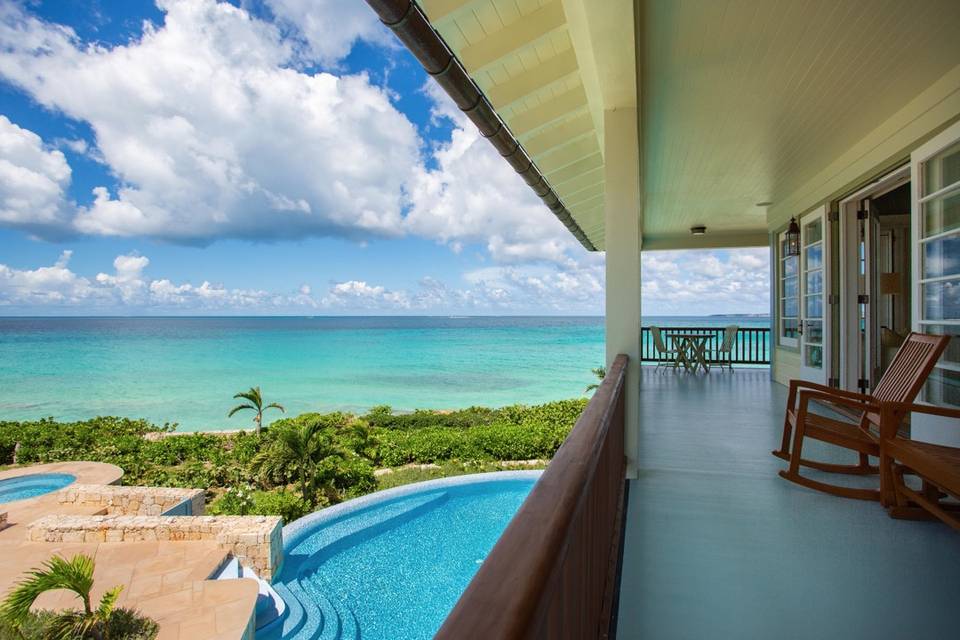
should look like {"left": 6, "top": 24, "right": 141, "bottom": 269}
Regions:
{"left": 263, "top": 474, "right": 537, "bottom": 640}
{"left": 0, "top": 316, "right": 768, "bottom": 431}
{"left": 0, "top": 473, "right": 75, "bottom": 503}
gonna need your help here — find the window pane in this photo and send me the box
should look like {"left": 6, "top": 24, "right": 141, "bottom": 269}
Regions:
{"left": 806, "top": 270, "right": 822, "bottom": 295}
{"left": 781, "top": 319, "right": 799, "bottom": 340}
{"left": 922, "top": 367, "right": 960, "bottom": 408}
{"left": 922, "top": 191, "right": 960, "bottom": 238}
{"left": 805, "top": 345, "right": 823, "bottom": 369}
{"left": 922, "top": 324, "right": 959, "bottom": 367}
{"left": 783, "top": 255, "right": 798, "bottom": 276}
{"left": 782, "top": 296, "right": 798, "bottom": 317}
{"left": 804, "top": 219, "right": 822, "bottom": 245}
{"left": 923, "top": 139, "right": 960, "bottom": 196}
{"left": 805, "top": 243, "right": 822, "bottom": 270}
{"left": 923, "top": 279, "right": 960, "bottom": 320}
{"left": 806, "top": 320, "right": 823, "bottom": 344}
{"left": 805, "top": 294, "right": 823, "bottom": 319}
{"left": 783, "top": 276, "right": 798, "bottom": 299}
{"left": 922, "top": 233, "right": 960, "bottom": 279}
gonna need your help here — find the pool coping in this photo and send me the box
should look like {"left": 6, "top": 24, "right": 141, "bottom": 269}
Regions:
{"left": 282, "top": 470, "right": 543, "bottom": 550}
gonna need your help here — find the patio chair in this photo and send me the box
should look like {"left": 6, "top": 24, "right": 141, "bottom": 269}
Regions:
{"left": 879, "top": 401, "right": 960, "bottom": 531}
{"left": 715, "top": 325, "right": 738, "bottom": 371}
{"left": 650, "top": 326, "right": 677, "bottom": 370}
{"left": 773, "top": 332, "right": 949, "bottom": 500}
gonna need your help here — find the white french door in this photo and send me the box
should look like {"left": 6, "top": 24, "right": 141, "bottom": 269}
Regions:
{"left": 799, "top": 206, "right": 830, "bottom": 384}
{"left": 910, "top": 120, "right": 960, "bottom": 445}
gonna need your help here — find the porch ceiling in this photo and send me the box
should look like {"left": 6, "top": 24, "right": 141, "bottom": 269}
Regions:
{"left": 640, "top": 0, "right": 960, "bottom": 248}
{"left": 418, "top": 0, "right": 635, "bottom": 251}
{"left": 412, "top": 0, "right": 960, "bottom": 251}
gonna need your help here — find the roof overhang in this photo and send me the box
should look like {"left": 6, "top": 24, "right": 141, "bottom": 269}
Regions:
{"left": 365, "top": 0, "right": 637, "bottom": 252}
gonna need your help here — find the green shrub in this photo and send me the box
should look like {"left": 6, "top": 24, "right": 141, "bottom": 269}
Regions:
{"left": 210, "top": 488, "right": 311, "bottom": 523}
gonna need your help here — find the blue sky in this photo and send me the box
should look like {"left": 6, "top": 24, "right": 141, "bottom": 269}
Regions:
{"left": 0, "top": 0, "right": 769, "bottom": 315}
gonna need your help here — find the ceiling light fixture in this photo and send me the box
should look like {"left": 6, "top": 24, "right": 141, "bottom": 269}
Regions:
{"left": 690, "top": 225, "right": 707, "bottom": 236}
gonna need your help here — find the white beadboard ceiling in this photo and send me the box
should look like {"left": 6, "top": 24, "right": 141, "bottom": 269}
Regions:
{"left": 417, "top": 0, "right": 960, "bottom": 250}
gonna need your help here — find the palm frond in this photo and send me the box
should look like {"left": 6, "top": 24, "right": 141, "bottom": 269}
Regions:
{"left": 232, "top": 387, "right": 263, "bottom": 407}
{"left": 227, "top": 403, "right": 257, "bottom": 418}
{"left": 264, "top": 402, "right": 285, "bottom": 413}
{"left": 95, "top": 584, "right": 123, "bottom": 622}
{"left": 44, "top": 610, "right": 97, "bottom": 640}
{"left": 1, "top": 554, "right": 95, "bottom": 627}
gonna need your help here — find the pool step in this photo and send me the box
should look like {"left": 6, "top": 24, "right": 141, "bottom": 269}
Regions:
{"left": 258, "top": 491, "right": 450, "bottom": 639}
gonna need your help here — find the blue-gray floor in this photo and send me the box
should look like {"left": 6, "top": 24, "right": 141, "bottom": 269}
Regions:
{"left": 617, "top": 367, "right": 960, "bottom": 640}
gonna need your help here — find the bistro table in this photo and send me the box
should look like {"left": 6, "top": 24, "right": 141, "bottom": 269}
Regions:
{"left": 671, "top": 333, "right": 712, "bottom": 373}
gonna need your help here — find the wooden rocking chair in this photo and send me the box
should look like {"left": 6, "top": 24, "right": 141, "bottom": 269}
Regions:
{"left": 773, "top": 332, "right": 949, "bottom": 500}
{"left": 879, "top": 401, "right": 960, "bottom": 531}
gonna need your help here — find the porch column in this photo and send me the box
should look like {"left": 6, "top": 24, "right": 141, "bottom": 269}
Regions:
{"left": 604, "top": 106, "right": 642, "bottom": 478}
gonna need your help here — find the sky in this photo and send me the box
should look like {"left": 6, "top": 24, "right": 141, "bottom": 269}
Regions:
{"left": 0, "top": 0, "right": 770, "bottom": 316}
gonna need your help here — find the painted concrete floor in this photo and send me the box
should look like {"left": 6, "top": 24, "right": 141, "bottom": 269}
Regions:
{"left": 617, "top": 367, "right": 960, "bottom": 640}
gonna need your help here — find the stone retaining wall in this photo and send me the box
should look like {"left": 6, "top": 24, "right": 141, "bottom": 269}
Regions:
{"left": 27, "top": 515, "right": 283, "bottom": 580}
{"left": 58, "top": 485, "right": 206, "bottom": 516}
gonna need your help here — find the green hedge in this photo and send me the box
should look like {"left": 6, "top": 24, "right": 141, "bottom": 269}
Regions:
{"left": 0, "top": 398, "right": 586, "bottom": 517}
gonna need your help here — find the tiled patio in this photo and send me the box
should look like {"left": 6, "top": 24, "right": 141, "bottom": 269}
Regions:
{"left": 0, "top": 462, "right": 258, "bottom": 640}
{"left": 617, "top": 367, "right": 960, "bottom": 639}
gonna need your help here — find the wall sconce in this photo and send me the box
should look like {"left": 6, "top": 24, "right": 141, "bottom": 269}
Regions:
{"left": 785, "top": 217, "right": 801, "bottom": 256}
{"left": 690, "top": 225, "right": 707, "bottom": 236}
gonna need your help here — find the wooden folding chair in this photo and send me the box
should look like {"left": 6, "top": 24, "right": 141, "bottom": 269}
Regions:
{"left": 879, "top": 401, "right": 960, "bottom": 531}
{"left": 773, "top": 332, "right": 950, "bottom": 500}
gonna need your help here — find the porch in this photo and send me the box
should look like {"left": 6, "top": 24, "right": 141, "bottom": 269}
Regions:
{"left": 618, "top": 367, "right": 960, "bottom": 638}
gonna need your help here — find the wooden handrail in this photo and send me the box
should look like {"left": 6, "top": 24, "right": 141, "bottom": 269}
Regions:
{"left": 435, "top": 354, "right": 629, "bottom": 639}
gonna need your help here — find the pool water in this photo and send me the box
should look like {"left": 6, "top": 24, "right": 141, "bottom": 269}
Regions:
{"left": 0, "top": 473, "right": 76, "bottom": 503}
{"left": 260, "top": 472, "right": 539, "bottom": 640}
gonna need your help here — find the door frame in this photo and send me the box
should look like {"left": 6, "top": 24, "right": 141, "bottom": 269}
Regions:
{"left": 799, "top": 205, "right": 830, "bottom": 384}
{"left": 837, "top": 165, "right": 910, "bottom": 392}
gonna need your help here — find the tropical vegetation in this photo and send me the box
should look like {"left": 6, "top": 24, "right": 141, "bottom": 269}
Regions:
{"left": 0, "top": 399, "right": 586, "bottom": 523}
{"left": 227, "top": 386, "right": 284, "bottom": 434}
{"left": 0, "top": 554, "right": 157, "bottom": 640}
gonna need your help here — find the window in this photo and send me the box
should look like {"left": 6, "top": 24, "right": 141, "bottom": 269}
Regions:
{"left": 779, "top": 231, "right": 799, "bottom": 347}
{"left": 916, "top": 138, "right": 960, "bottom": 406}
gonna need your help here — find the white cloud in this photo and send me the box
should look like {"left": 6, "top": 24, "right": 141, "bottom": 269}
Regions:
{"left": 261, "top": 0, "right": 393, "bottom": 68}
{"left": 405, "top": 81, "right": 579, "bottom": 266}
{"left": 0, "top": 250, "right": 100, "bottom": 305}
{"left": 0, "top": 0, "right": 595, "bottom": 272}
{"left": 95, "top": 253, "right": 150, "bottom": 303}
{"left": 0, "top": 115, "right": 72, "bottom": 233}
{"left": 0, "top": 0, "right": 420, "bottom": 243}
{"left": 641, "top": 248, "right": 770, "bottom": 315}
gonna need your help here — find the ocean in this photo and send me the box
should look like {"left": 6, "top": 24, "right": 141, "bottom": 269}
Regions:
{"left": 0, "top": 315, "right": 769, "bottom": 431}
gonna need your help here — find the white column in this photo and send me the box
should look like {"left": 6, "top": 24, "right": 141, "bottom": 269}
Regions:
{"left": 604, "top": 106, "right": 642, "bottom": 479}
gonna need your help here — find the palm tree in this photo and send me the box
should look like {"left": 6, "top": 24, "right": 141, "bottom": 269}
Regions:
{"left": 584, "top": 366, "right": 606, "bottom": 393}
{"left": 228, "top": 386, "right": 284, "bottom": 434}
{"left": 252, "top": 421, "right": 341, "bottom": 504}
{"left": 1, "top": 554, "right": 122, "bottom": 640}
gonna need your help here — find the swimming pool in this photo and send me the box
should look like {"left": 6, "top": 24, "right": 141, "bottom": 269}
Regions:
{"left": 0, "top": 473, "right": 76, "bottom": 503}
{"left": 258, "top": 471, "right": 540, "bottom": 640}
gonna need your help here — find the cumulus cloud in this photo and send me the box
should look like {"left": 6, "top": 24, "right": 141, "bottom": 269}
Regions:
{"left": 0, "top": 0, "right": 420, "bottom": 243}
{"left": 405, "top": 81, "right": 579, "bottom": 265}
{"left": 261, "top": 0, "right": 393, "bottom": 67}
{"left": 0, "top": 0, "right": 587, "bottom": 269}
{"left": 0, "top": 115, "right": 72, "bottom": 234}
{"left": 641, "top": 248, "right": 770, "bottom": 315}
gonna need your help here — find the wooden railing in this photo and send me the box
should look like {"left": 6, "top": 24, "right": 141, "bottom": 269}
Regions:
{"left": 641, "top": 325, "right": 771, "bottom": 365}
{"left": 435, "top": 355, "right": 628, "bottom": 640}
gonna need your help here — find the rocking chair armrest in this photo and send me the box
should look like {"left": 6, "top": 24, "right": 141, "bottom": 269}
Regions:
{"left": 796, "top": 389, "right": 880, "bottom": 417}
{"left": 879, "top": 401, "right": 960, "bottom": 422}
{"left": 788, "top": 380, "right": 874, "bottom": 409}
